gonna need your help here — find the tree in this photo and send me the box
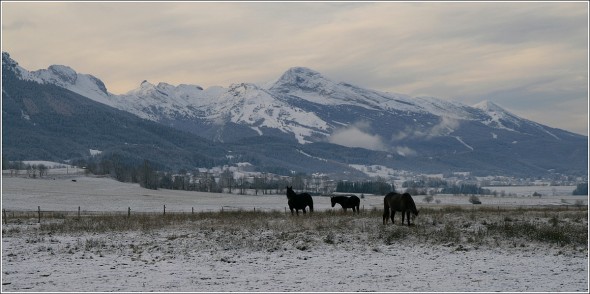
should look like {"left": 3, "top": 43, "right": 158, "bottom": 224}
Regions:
{"left": 159, "top": 172, "right": 174, "bottom": 189}
{"left": 26, "top": 164, "right": 35, "bottom": 178}
{"left": 38, "top": 164, "right": 48, "bottom": 177}
{"left": 220, "top": 169, "right": 234, "bottom": 193}
{"left": 139, "top": 160, "right": 158, "bottom": 190}
{"left": 291, "top": 173, "right": 306, "bottom": 191}
{"left": 573, "top": 183, "right": 588, "bottom": 196}
{"left": 1, "top": 155, "right": 7, "bottom": 170}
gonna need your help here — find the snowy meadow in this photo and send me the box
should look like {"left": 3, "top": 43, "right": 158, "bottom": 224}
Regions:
{"left": 1, "top": 176, "right": 588, "bottom": 292}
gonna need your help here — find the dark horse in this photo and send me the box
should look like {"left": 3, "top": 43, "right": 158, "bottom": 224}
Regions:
{"left": 331, "top": 195, "right": 360, "bottom": 214}
{"left": 383, "top": 192, "right": 419, "bottom": 226}
{"left": 286, "top": 186, "right": 314, "bottom": 215}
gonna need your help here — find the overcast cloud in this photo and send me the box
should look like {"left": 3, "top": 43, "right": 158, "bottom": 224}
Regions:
{"left": 2, "top": 2, "right": 587, "bottom": 135}
{"left": 328, "top": 121, "right": 388, "bottom": 152}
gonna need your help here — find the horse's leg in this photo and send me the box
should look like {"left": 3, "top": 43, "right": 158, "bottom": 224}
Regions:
{"left": 391, "top": 211, "right": 396, "bottom": 224}
{"left": 401, "top": 211, "right": 405, "bottom": 226}
{"left": 383, "top": 209, "right": 389, "bottom": 225}
{"left": 406, "top": 211, "right": 411, "bottom": 226}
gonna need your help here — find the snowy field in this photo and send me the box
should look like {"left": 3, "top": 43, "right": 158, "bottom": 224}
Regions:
{"left": 1, "top": 176, "right": 588, "bottom": 292}
{"left": 1, "top": 176, "right": 586, "bottom": 213}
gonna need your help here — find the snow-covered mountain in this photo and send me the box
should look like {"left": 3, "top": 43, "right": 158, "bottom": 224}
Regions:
{"left": 4, "top": 52, "right": 571, "bottom": 145}
{"left": 3, "top": 52, "right": 587, "bottom": 177}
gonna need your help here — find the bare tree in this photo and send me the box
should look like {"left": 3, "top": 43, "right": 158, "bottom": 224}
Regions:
{"left": 220, "top": 169, "right": 234, "bottom": 194}
{"left": 38, "top": 164, "right": 48, "bottom": 178}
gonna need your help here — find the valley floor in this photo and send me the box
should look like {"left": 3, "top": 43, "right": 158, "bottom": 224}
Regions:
{"left": 1, "top": 176, "right": 588, "bottom": 292}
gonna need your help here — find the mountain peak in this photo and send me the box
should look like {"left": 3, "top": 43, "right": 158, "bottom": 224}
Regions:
{"left": 279, "top": 67, "right": 324, "bottom": 82}
{"left": 285, "top": 66, "right": 322, "bottom": 75}
{"left": 473, "top": 100, "right": 506, "bottom": 113}
{"left": 2, "top": 52, "right": 17, "bottom": 67}
{"left": 270, "top": 66, "right": 334, "bottom": 95}
{"left": 2, "top": 52, "right": 29, "bottom": 79}
{"left": 47, "top": 64, "right": 78, "bottom": 84}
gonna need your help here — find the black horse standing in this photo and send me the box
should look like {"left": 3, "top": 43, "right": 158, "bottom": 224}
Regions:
{"left": 383, "top": 192, "right": 419, "bottom": 225}
{"left": 286, "top": 186, "right": 314, "bottom": 215}
{"left": 331, "top": 195, "right": 361, "bottom": 214}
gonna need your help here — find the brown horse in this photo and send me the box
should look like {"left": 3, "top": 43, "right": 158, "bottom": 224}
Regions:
{"left": 331, "top": 195, "right": 360, "bottom": 214}
{"left": 286, "top": 186, "right": 314, "bottom": 216}
{"left": 383, "top": 192, "right": 419, "bottom": 225}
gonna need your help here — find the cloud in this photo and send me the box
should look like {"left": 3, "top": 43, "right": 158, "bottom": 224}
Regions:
{"left": 392, "top": 146, "right": 417, "bottom": 157}
{"left": 394, "top": 116, "right": 461, "bottom": 141}
{"left": 2, "top": 2, "right": 587, "bottom": 135}
{"left": 328, "top": 121, "right": 387, "bottom": 152}
{"left": 430, "top": 117, "right": 460, "bottom": 138}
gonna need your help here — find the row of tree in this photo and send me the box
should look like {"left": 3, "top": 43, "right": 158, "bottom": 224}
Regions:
{"left": 572, "top": 183, "right": 588, "bottom": 195}
{"left": 3, "top": 160, "right": 50, "bottom": 178}
{"left": 402, "top": 178, "right": 449, "bottom": 188}
{"left": 335, "top": 179, "right": 395, "bottom": 195}
{"left": 70, "top": 153, "right": 312, "bottom": 194}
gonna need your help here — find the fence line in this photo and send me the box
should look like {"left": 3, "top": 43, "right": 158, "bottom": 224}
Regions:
{"left": 1, "top": 204, "right": 585, "bottom": 225}
{"left": 1, "top": 205, "right": 296, "bottom": 224}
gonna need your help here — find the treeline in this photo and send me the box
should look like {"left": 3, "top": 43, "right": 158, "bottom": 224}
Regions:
{"left": 401, "top": 178, "right": 492, "bottom": 196}
{"left": 3, "top": 160, "right": 50, "bottom": 178}
{"left": 402, "top": 178, "right": 449, "bottom": 189}
{"left": 402, "top": 178, "right": 450, "bottom": 195}
{"left": 572, "top": 183, "right": 588, "bottom": 195}
{"left": 440, "top": 184, "right": 491, "bottom": 195}
{"left": 335, "top": 179, "right": 395, "bottom": 195}
{"left": 72, "top": 154, "right": 161, "bottom": 190}
{"left": 73, "top": 153, "right": 307, "bottom": 194}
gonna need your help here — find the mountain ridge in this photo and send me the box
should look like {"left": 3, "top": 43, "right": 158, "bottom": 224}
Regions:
{"left": 2, "top": 52, "right": 587, "bottom": 178}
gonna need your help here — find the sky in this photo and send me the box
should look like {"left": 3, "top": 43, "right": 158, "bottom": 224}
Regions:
{"left": 1, "top": 1, "right": 588, "bottom": 135}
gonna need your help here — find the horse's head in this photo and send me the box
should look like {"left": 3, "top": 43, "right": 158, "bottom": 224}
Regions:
{"left": 286, "top": 186, "right": 295, "bottom": 198}
{"left": 330, "top": 196, "right": 336, "bottom": 207}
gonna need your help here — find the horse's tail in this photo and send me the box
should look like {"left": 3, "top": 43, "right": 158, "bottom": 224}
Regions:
{"left": 302, "top": 193, "right": 313, "bottom": 213}
{"left": 383, "top": 194, "right": 391, "bottom": 224}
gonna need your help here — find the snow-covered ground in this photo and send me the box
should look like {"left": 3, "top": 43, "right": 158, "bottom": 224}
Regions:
{"left": 1, "top": 176, "right": 588, "bottom": 292}
{"left": 1, "top": 176, "right": 586, "bottom": 213}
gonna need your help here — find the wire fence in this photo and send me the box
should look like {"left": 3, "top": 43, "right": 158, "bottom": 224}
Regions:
{"left": 1, "top": 205, "right": 314, "bottom": 225}
{"left": 3, "top": 203, "right": 586, "bottom": 226}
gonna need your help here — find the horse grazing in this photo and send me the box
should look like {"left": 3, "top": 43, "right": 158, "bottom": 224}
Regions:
{"left": 383, "top": 192, "right": 419, "bottom": 226}
{"left": 286, "top": 186, "right": 314, "bottom": 216}
{"left": 331, "top": 195, "right": 360, "bottom": 214}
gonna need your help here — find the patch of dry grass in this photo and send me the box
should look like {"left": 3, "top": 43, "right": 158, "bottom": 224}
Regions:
{"left": 3, "top": 206, "right": 587, "bottom": 252}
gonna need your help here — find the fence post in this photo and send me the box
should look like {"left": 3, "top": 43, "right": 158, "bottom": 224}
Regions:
{"left": 163, "top": 205, "right": 166, "bottom": 216}
{"left": 128, "top": 207, "right": 131, "bottom": 218}
{"left": 37, "top": 206, "right": 41, "bottom": 223}
{"left": 3, "top": 209, "right": 6, "bottom": 225}
{"left": 192, "top": 207, "right": 194, "bottom": 214}
{"left": 78, "top": 206, "right": 81, "bottom": 219}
